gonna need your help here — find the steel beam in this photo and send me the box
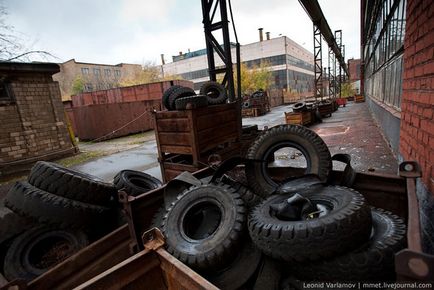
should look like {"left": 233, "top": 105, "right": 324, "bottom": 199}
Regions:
{"left": 328, "top": 47, "right": 335, "bottom": 99}
{"left": 313, "top": 23, "right": 323, "bottom": 100}
{"left": 335, "top": 30, "right": 342, "bottom": 97}
{"left": 201, "top": 0, "right": 236, "bottom": 101}
{"left": 298, "top": 0, "right": 349, "bottom": 76}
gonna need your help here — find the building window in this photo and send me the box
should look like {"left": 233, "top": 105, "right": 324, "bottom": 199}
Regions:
{"left": 93, "top": 68, "right": 101, "bottom": 76}
{"left": 114, "top": 70, "right": 121, "bottom": 77}
{"left": 104, "top": 69, "right": 111, "bottom": 76}
{"left": 0, "top": 81, "right": 13, "bottom": 103}
{"left": 81, "top": 67, "right": 89, "bottom": 75}
{"left": 84, "top": 83, "right": 93, "bottom": 91}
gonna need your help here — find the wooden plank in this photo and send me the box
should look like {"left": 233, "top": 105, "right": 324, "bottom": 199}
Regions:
{"left": 196, "top": 110, "right": 237, "bottom": 131}
{"left": 155, "top": 110, "right": 188, "bottom": 119}
{"left": 156, "top": 118, "right": 190, "bottom": 132}
{"left": 29, "top": 226, "right": 131, "bottom": 290}
{"left": 158, "top": 132, "right": 191, "bottom": 146}
{"left": 197, "top": 120, "right": 239, "bottom": 149}
{"left": 195, "top": 102, "right": 237, "bottom": 117}
{"left": 160, "top": 145, "right": 192, "bottom": 155}
{"left": 158, "top": 249, "right": 219, "bottom": 290}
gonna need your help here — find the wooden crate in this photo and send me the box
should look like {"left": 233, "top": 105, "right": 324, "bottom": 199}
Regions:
{"left": 154, "top": 102, "right": 242, "bottom": 182}
{"left": 285, "top": 111, "right": 312, "bottom": 126}
{"left": 318, "top": 103, "right": 333, "bottom": 117}
{"left": 242, "top": 107, "right": 260, "bottom": 117}
{"left": 355, "top": 95, "right": 365, "bottom": 102}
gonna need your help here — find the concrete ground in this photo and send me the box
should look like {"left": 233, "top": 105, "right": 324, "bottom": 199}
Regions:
{"left": 0, "top": 100, "right": 398, "bottom": 201}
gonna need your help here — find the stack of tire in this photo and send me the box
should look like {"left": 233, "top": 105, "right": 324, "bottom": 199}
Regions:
{"left": 152, "top": 125, "right": 407, "bottom": 289}
{"left": 162, "top": 81, "right": 227, "bottom": 111}
{"left": 1, "top": 162, "right": 162, "bottom": 282}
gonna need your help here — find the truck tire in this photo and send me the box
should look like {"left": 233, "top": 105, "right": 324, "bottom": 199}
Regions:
{"left": 200, "top": 81, "right": 227, "bottom": 105}
{"left": 4, "top": 181, "right": 110, "bottom": 228}
{"left": 294, "top": 208, "right": 406, "bottom": 282}
{"left": 221, "top": 176, "right": 262, "bottom": 208}
{"left": 246, "top": 125, "right": 332, "bottom": 197}
{"left": 3, "top": 226, "right": 88, "bottom": 281}
{"left": 113, "top": 170, "right": 162, "bottom": 197}
{"left": 28, "top": 161, "right": 116, "bottom": 206}
{"left": 292, "top": 102, "right": 306, "bottom": 112}
{"left": 205, "top": 240, "right": 262, "bottom": 290}
{"left": 162, "top": 85, "right": 182, "bottom": 110}
{"left": 167, "top": 86, "right": 196, "bottom": 110}
{"left": 162, "top": 183, "right": 246, "bottom": 271}
{"left": 248, "top": 186, "right": 372, "bottom": 262}
{"left": 175, "top": 95, "right": 208, "bottom": 110}
{"left": 0, "top": 208, "right": 34, "bottom": 245}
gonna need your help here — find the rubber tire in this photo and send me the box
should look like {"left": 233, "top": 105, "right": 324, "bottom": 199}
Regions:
{"left": 167, "top": 86, "right": 196, "bottom": 110}
{"left": 150, "top": 204, "right": 167, "bottom": 230}
{"left": 248, "top": 186, "right": 372, "bottom": 262}
{"left": 199, "top": 81, "right": 227, "bottom": 105}
{"left": 175, "top": 95, "right": 208, "bottom": 110}
{"left": 205, "top": 240, "right": 262, "bottom": 290}
{"left": 162, "top": 85, "right": 182, "bottom": 110}
{"left": 246, "top": 125, "right": 332, "bottom": 197}
{"left": 294, "top": 208, "right": 406, "bottom": 282}
{"left": 3, "top": 226, "right": 88, "bottom": 281}
{"left": 4, "top": 181, "right": 110, "bottom": 228}
{"left": 0, "top": 208, "right": 34, "bottom": 245}
{"left": 252, "top": 257, "right": 282, "bottom": 290}
{"left": 292, "top": 102, "right": 306, "bottom": 112}
{"left": 113, "top": 170, "right": 162, "bottom": 197}
{"left": 28, "top": 161, "right": 116, "bottom": 206}
{"left": 162, "top": 183, "right": 246, "bottom": 271}
{"left": 221, "top": 176, "right": 262, "bottom": 208}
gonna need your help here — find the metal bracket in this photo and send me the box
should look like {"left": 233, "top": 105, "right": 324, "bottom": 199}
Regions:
{"left": 118, "top": 190, "right": 142, "bottom": 254}
{"left": 142, "top": 228, "right": 165, "bottom": 251}
{"left": 395, "top": 161, "right": 434, "bottom": 281}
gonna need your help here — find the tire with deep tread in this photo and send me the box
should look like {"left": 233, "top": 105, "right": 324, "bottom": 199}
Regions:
{"left": 205, "top": 240, "right": 262, "bottom": 290}
{"left": 246, "top": 124, "right": 332, "bottom": 197}
{"left": 5, "top": 181, "right": 110, "bottom": 228}
{"left": 28, "top": 161, "right": 116, "bottom": 206}
{"left": 150, "top": 205, "right": 167, "bottom": 230}
{"left": 294, "top": 208, "right": 406, "bottom": 282}
{"left": 167, "top": 86, "right": 196, "bottom": 110}
{"left": 175, "top": 95, "right": 208, "bottom": 110}
{"left": 200, "top": 81, "right": 227, "bottom": 105}
{"left": 162, "top": 183, "right": 246, "bottom": 271}
{"left": 248, "top": 186, "right": 372, "bottom": 262}
{"left": 221, "top": 176, "right": 262, "bottom": 208}
{"left": 3, "top": 226, "right": 88, "bottom": 281}
{"left": 113, "top": 170, "right": 162, "bottom": 197}
{"left": 162, "top": 85, "right": 182, "bottom": 110}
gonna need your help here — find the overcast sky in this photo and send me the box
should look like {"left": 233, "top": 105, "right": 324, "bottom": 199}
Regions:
{"left": 5, "top": 0, "right": 360, "bottom": 66}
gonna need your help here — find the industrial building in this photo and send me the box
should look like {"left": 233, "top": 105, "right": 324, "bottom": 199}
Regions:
{"left": 161, "top": 32, "right": 315, "bottom": 99}
{"left": 361, "top": 0, "right": 433, "bottom": 250}
{"left": 53, "top": 59, "right": 142, "bottom": 101}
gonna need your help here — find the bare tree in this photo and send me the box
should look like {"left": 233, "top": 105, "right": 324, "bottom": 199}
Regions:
{"left": 0, "top": 2, "right": 56, "bottom": 62}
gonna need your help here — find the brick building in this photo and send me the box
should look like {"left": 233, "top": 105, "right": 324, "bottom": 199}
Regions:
{"left": 361, "top": 0, "right": 434, "bottom": 251}
{"left": 0, "top": 62, "right": 75, "bottom": 176}
{"left": 53, "top": 59, "right": 142, "bottom": 101}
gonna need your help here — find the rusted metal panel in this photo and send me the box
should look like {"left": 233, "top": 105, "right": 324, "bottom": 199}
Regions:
{"left": 72, "top": 100, "right": 161, "bottom": 140}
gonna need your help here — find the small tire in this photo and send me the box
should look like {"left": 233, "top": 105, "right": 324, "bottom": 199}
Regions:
{"left": 248, "top": 186, "right": 372, "bottom": 262}
{"left": 113, "top": 170, "right": 162, "bottom": 197}
{"left": 294, "top": 208, "right": 406, "bottom": 282}
{"left": 28, "top": 161, "right": 116, "bottom": 206}
{"left": 175, "top": 95, "right": 208, "bottom": 110}
{"left": 246, "top": 125, "right": 332, "bottom": 197}
{"left": 292, "top": 102, "right": 306, "bottom": 112}
{"left": 3, "top": 226, "right": 88, "bottom": 281}
{"left": 205, "top": 240, "right": 262, "bottom": 290}
{"left": 162, "top": 85, "right": 182, "bottom": 110}
{"left": 200, "top": 81, "right": 227, "bottom": 105}
{"left": 162, "top": 183, "right": 246, "bottom": 271}
{"left": 167, "top": 86, "right": 196, "bottom": 110}
{"left": 4, "top": 181, "right": 110, "bottom": 228}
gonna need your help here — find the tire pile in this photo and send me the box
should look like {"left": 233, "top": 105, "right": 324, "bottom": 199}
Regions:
{"left": 152, "top": 124, "right": 407, "bottom": 289}
{"left": 1, "top": 162, "right": 162, "bottom": 282}
{"left": 162, "top": 81, "right": 228, "bottom": 111}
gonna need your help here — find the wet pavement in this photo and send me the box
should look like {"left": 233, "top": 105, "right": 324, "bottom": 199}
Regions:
{"left": 71, "top": 100, "right": 398, "bottom": 182}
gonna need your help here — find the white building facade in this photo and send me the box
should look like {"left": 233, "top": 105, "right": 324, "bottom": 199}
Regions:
{"left": 161, "top": 36, "right": 314, "bottom": 97}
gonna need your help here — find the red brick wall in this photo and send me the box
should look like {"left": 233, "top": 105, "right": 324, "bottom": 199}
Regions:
{"left": 0, "top": 73, "right": 74, "bottom": 172}
{"left": 400, "top": 0, "right": 434, "bottom": 194}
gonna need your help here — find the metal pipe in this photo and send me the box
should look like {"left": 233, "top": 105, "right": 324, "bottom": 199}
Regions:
{"left": 258, "top": 28, "right": 264, "bottom": 42}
